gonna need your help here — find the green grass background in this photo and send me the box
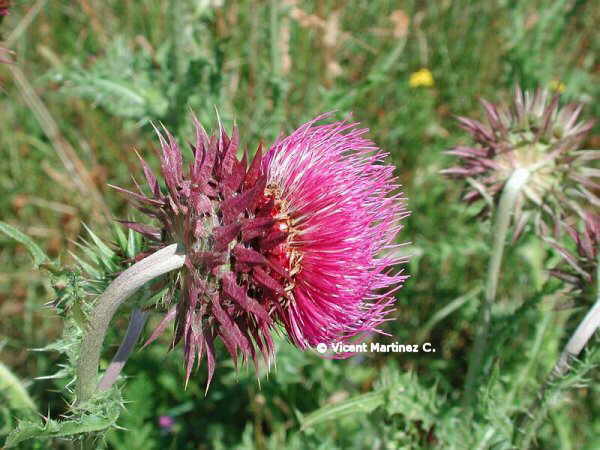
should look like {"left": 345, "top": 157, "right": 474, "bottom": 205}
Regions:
{"left": 0, "top": 0, "right": 598, "bottom": 448}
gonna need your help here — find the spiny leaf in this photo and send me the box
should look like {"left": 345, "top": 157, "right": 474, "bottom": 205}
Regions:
{"left": 300, "top": 390, "right": 386, "bottom": 430}
{"left": 69, "top": 251, "right": 102, "bottom": 280}
{"left": 113, "top": 223, "right": 128, "bottom": 254}
{"left": 4, "top": 381, "right": 123, "bottom": 447}
{"left": 82, "top": 224, "right": 115, "bottom": 260}
{"left": 4, "top": 407, "right": 120, "bottom": 447}
{"left": 73, "top": 239, "right": 116, "bottom": 273}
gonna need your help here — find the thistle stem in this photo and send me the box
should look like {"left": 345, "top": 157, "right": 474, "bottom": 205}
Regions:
{"left": 75, "top": 244, "right": 185, "bottom": 404}
{"left": 97, "top": 308, "right": 149, "bottom": 392}
{"left": 517, "top": 259, "right": 600, "bottom": 448}
{"left": 464, "top": 168, "right": 530, "bottom": 405}
{"left": 552, "top": 273, "right": 600, "bottom": 377}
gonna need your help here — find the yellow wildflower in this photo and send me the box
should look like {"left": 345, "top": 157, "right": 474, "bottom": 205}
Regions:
{"left": 549, "top": 79, "right": 566, "bottom": 93}
{"left": 409, "top": 68, "right": 434, "bottom": 88}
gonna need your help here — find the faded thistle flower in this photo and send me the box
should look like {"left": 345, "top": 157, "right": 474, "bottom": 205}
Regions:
{"left": 443, "top": 86, "right": 598, "bottom": 239}
{"left": 0, "top": 0, "right": 9, "bottom": 17}
{"left": 547, "top": 213, "right": 599, "bottom": 296}
{"left": 113, "top": 115, "right": 407, "bottom": 386}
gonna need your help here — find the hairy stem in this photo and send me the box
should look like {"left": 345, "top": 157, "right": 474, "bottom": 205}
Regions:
{"left": 464, "top": 168, "right": 530, "bottom": 405}
{"left": 75, "top": 244, "right": 185, "bottom": 404}
{"left": 97, "top": 308, "right": 149, "bottom": 392}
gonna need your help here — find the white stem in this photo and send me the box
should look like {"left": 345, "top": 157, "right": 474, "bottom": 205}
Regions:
{"left": 553, "top": 296, "right": 600, "bottom": 376}
{"left": 76, "top": 244, "right": 185, "bottom": 403}
{"left": 97, "top": 308, "right": 149, "bottom": 392}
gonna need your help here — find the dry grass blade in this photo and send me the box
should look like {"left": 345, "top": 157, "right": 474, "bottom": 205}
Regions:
{"left": 9, "top": 64, "right": 112, "bottom": 224}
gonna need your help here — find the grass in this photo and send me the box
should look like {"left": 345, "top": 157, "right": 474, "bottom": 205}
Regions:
{"left": 0, "top": 0, "right": 598, "bottom": 448}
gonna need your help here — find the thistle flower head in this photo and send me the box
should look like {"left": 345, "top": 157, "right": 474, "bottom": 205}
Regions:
{"left": 115, "top": 115, "right": 407, "bottom": 386}
{"left": 444, "top": 86, "right": 598, "bottom": 237}
{"left": 0, "top": 0, "right": 10, "bottom": 16}
{"left": 548, "top": 213, "right": 599, "bottom": 294}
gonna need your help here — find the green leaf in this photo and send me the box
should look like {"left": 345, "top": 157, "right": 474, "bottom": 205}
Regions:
{"left": 0, "top": 362, "right": 37, "bottom": 413}
{"left": 113, "top": 223, "right": 128, "bottom": 256}
{"left": 300, "top": 390, "right": 386, "bottom": 430}
{"left": 82, "top": 224, "right": 115, "bottom": 260}
{"left": 300, "top": 369, "right": 443, "bottom": 432}
{"left": 69, "top": 251, "right": 102, "bottom": 279}
{"left": 0, "top": 221, "right": 50, "bottom": 268}
{"left": 382, "top": 373, "right": 440, "bottom": 427}
{"left": 126, "top": 228, "right": 138, "bottom": 259}
{"left": 58, "top": 38, "right": 169, "bottom": 121}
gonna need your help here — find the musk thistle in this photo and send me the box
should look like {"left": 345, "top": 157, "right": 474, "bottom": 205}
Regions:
{"left": 444, "top": 86, "right": 597, "bottom": 238}
{"left": 446, "top": 86, "right": 598, "bottom": 404}
{"left": 112, "top": 114, "right": 407, "bottom": 386}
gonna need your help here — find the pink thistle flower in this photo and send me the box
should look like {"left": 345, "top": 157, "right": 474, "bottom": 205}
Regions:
{"left": 115, "top": 115, "right": 407, "bottom": 387}
{"left": 0, "top": 0, "right": 10, "bottom": 17}
{"left": 158, "top": 415, "right": 175, "bottom": 432}
{"left": 443, "top": 86, "right": 598, "bottom": 239}
{"left": 264, "top": 116, "right": 408, "bottom": 349}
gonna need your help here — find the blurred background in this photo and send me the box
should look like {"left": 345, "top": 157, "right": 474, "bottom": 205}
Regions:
{"left": 0, "top": 1, "right": 598, "bottom": 448}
